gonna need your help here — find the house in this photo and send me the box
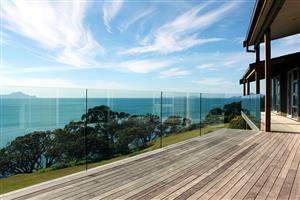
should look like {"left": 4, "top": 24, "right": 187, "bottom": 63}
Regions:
{"left": 240, "top": 0, "right": 300, "bottom": 132}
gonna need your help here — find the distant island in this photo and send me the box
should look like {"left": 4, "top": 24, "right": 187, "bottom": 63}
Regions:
{"left": 1, "top": 91, "right": 37, "bottom": 99}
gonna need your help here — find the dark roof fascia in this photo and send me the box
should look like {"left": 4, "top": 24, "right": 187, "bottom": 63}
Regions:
{"left": 244, "top": 0, "right": 286, "bottom": 48}
{"left": 243, "top": 0, "right": 265, "bottom": 48}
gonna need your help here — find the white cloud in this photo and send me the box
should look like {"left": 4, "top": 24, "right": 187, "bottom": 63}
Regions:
{"left": 1, "top": 0, "right": 103, "bottom": 67}
{"left": 121, "top": 1, "right": 239, "bottom": 55}
{"left": 197, "top": 63, "right": 217, "bottom": 71}
{"left": 117, "top": 59, "right": 173, "bottom": 74}
{"left": 159, "top": 68, "right": 191, "bottom": 78}
{"left": 122, "top": 37, "right": 223, "bottom": 55}
{"left": 3, "top": 65, "right": 78, "bottom": 75}
{"left": 119, "top": 7, "right": 154, "bottom": 32}
{"left": 194, "top": 78, "right": 232, "bottom": 86}
{"left": 190, "top": 51, "right": 254, "bottom": 72}
{"left": 0, "top": 31, "right": 10, "bottom": 45}
{"left": 103, "top": 0, "right": 123, "bottom": 33}
{"left": 193, "top": 78, "right": 238, "bottom": 93}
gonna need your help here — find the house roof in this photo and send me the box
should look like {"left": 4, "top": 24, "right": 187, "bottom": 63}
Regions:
{"left": 244, "top": 0, "right": 300, "bottom": 48}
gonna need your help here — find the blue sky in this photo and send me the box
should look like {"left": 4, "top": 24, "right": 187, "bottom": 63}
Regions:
{"left": 1, "top": 0, "right": 299, "bottom": 96}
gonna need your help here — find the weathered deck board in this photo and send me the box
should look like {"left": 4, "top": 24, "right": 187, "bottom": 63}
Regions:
{"left": 1, "top": 129, "right": 299, "bottom": 200}
{"left": 186, "top": 132, "right": 284, "bottom": 200}
{"left": 197, "top": 132, "right": 282, "bottom": 200}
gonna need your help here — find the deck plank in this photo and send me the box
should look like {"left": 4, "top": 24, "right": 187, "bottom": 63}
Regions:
{"left": 266, "top": 133, "right": 300, "bottom": 200}
{"left": 233, "top": 134, "right": 296, "bottom": 200}
{"left": 197, "top": 132, "right": 281, "bottom": 200}
{"left": 222, "top": 134, "right": 293, "bottom": 200}
{"left": 149, "top": 132, "right": 268, "bottom": 200}
{"left": 184, "top": 132, "right": 281, "bottom": 200}
{"left": 242, "top": 134, "right": 297, "bottom": 200}
{"left": 277, "top": 134, "right": 300, "bottom": 200}
{"left": 289, "top": 148, "right": 300, "bottom": 200}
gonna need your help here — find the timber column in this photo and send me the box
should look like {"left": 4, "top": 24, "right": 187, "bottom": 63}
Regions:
{"left": 255, "top": 44, "right": 260, "bottom": 94}
{"left": 264, "top": 28, "right": 271, "bottom": 132}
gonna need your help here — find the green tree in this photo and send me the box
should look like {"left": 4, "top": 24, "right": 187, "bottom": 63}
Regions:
{"left": 81, "top": 105, "right": 130, "bottom": 154}
{"left": 224, "top": 102, "right": 241, "bottom": 123}
{"left": 3, "top": 131, "right": 52, "bottom": 173}
{"left": 116, "top": 114, "right": 160, "bottom": 154}
{"left": 0, "top": 148, "right": 12, "bottom": 176}
{"left": 52, "top": 123, "right": 86, "bottom": 164}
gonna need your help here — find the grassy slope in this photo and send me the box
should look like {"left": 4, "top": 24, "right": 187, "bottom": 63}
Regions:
{"left": 0, "top": 124, "right": 226, "bottom": 195}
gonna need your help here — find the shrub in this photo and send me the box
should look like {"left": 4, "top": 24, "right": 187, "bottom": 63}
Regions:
{"left": 229, "top": 116, "right": 246, "bottom": 129}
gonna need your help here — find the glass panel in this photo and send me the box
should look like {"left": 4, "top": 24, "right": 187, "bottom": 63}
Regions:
{"left": 0, "top": 87, "right": 245, "bottom": 195}
{"left": 293, "top": 95, "right": 297, "bottom": 106}
{"left": 0, "top": 86, "right": 86, "bottom": 194}
{"left": 241, "top": 94, "right": 263, "bottom": 129}
{"left": 201, "top": 93, "right": 225, "bottom": 128}
{"left": 293, "top": 82, "right": 297, "bottom": 93}
{"left": 159, "top": 92, "right": 203, "bottom": 146}
{"left": 86, "top": 89, "right": 161, "bottom": 170}
{"left": 223, "top": 93, "right": 242, "bottom": 125}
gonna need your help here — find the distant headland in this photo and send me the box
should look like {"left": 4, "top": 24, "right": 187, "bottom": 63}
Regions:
{"left": 1, "top": 91, "right": 37, "bottom": 99}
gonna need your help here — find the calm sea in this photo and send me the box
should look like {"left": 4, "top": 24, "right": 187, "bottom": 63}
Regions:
{"left": 0, "top": 97, "right": 240, "bottom": 148}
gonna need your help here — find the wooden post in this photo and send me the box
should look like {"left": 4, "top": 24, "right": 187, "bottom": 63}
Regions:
{"left": 243, "top": 82, "right": 246, "bottom": 96}
{"left": 298, "top": 67, "right": 300, "bottom": 121}
{"left": 255, "top": 44, "right": 260, "bottom": 94}
{"left": 264, "top": 28, "right": 271, "bottom": 132}
{"left": 247, "top": 81, "right": 250, "bottom": 95}
{"left": 255, "top": 44, "right": 260, "bottom": 63}
{"left": 255, "top": 70, "right": 260, "bottom": 94}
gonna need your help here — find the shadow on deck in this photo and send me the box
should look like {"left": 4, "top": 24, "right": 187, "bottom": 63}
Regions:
{"left": 1, "top": 129, "right": 300, "bottom": 200}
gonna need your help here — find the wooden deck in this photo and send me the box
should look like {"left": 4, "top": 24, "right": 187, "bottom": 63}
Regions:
{"left": 1, "top": 129, "right": 300, "bottom": 200}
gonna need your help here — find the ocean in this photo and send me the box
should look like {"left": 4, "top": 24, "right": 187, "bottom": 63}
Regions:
{"left": 0, "top": 97, "right": 240, "bottom": 148}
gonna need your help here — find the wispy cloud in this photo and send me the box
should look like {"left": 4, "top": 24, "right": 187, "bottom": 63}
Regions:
{"left": 197, "top": 63, "right": 217, "bottom": 71}
{"left": 121, "top": 1, "right": 239, "bottom": 55}
{"left": 119, "top": 7, "right": 154, "bottom": 32}
{"left": 117, "top": 59, "right": 173, "bottom": 74}
{"left": 1, "top": 0, "right": 103, "bottom": 67}
{"left": 0, "top": 31, "right": 10, "bottom": 45}
{"left": 3, "top": 65, "right": 78, "bottom": 75}
{"left": 103, "top": 0, "right": 123, "bottom": 33}
{"left": 194, "top": 78, "right": 232, "bottom": 86}
{"left": 159, "top": 67, "right": 191, "bottom": 79}
{"left": 193, "top": 78, "right": 239, "bottom": 93}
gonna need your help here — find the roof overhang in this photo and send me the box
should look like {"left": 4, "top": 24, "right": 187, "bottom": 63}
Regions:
{"left": 240, "top": 52, "right": 300, "bottom": 84}
{"left": 244, "top": 0, "right": 300, "bottom": 48}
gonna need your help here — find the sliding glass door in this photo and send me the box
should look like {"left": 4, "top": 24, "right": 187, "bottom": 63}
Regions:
{"left": 287, "top": 68, "right": 298, "bottom": 119}
{"left": 272, "top": 76, "right": 280, "bottom": 113}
